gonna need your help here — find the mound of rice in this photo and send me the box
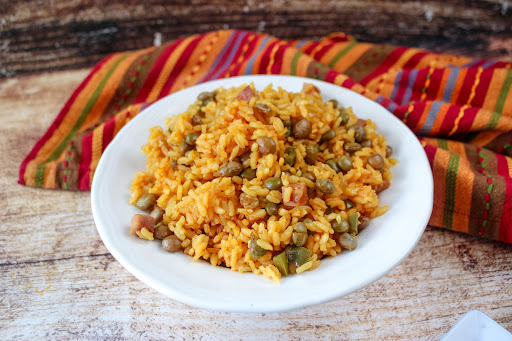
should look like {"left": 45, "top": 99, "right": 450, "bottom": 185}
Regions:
{"left": 129, "top": 82, "right": 395, "bottom": 283}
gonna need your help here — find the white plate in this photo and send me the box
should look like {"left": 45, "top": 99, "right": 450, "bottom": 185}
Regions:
{"left": 441, "top": 310, "right": 512, "bottom": 341}
{"left": 91, "top": 75, "right": 433, "bottom": 312}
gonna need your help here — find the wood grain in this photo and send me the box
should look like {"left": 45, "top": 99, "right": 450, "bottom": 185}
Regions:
{"left": 0, "top": 69, "right": 511, "bottom": 340}
{"left": 1, "top": 0, "right": 512, "bottom": 76}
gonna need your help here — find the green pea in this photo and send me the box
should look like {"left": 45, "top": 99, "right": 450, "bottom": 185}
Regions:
{"left": 239, "top": 150, "right": 252, "bottom": 167}
{"left": 331, "top": 218, "right": 349, "bottom": 233}
{"left": 386, "top": 146, "right": 393, "bottom": 157}
{"left": 185, "top": 132, "right": 199, "bottom": 146}
{"left": 361, "top": 139, "right": 372, "bottom": 148}
{"left": 316, "top": 178, "right": 335, "bottom": 194}
{"left": 305, "top": 144, "right": 319, "bottom": 165}
{"left": 284, "top": 146, "right": 296, "bottom": 166}
{"left": 367, "top": 154, "right": 385, "bottom": 170}
{"left": 218, "top": 162, "right": 243, "bottom": 177}
{"left": 254, "top": 103, "right": 272, "bottom": 116}
{"left": 337, "top": 155, "right": 353, "bottom": 172}
{"left": 345, "top": 199, "right": 355, "bottom": 209}
{"left": 294, "top": 222, "right": 307, "bottom": 234}
{"left": 282, "top": 119, "right": 293, "bottom": 138}
{"left": 154, "top": 222, "right": 171, "bottom": 240}
{"left": 349, "top": 125, "right": 366, "bottom": 143}
{"left": 292, "top": 232, "right": 307, "bottom": 247}
{"left": 328, "top": 99, "right": 338, "bottom": 109}
{"left": 321, "top": 129, "right": 335, "bottom": 142}
{"left": 180, "top": 140, "right": 193, "bottom": 154}
{"left": 338, "top": 233, "right": 357, "bottom": 250}
{"left": 135, "top": 193, "right": 156, "bottom": 211}
{"left": 348, "top": 212, "right": 359, "bottom": 234}
{"left": 326, "top": 159, "right": 341, "bottom": 173}
{"left": 287, "top": 246, "right": 312, "bottom": 267}
{"left": 191, "top": 114, "right": 203, "bottom": 125}
{"left": 265, "top": 202, "right": 279, "bottom": 216}
{"left": 302, "top": 218, "right": 313, "bottom": 225}
{"left": 324, "top": 206, "right": 334, "bottom": 215}
{"left": 197, "top": 91, "right": 213, "bottom": 102}
{"left": 340, "top": 110, "right": 350, "bottom": 125}
{"left": 250, "top": 236, "right": 268, "bottom": 259}
{"left": 264, "top": 177, "right": 283, "bottom": 190}
{"left": 240, "top": 168, "right": 256, "bottom": 180}
{"left": 273, "top": 251, "right": 289, "bottom": 277}
{"left": 293, "top": 119, "right": 312, "bottom": 139}
{"left": 344, "top": 142, "right": 362, "bottom": 153}
{"left": 302, "top": 172, "right": 316, "bottom": 183}
{"left": 359, "top": 217, "right": 371, "bottom": 231}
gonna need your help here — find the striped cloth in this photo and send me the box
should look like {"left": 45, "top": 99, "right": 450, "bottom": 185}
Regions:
{"left": 19, "top": 30, "right": 512, "bottom": 243}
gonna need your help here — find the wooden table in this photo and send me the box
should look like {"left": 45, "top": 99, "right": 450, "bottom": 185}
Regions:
{"left": 1, "top": 68, "right": 511, "bottom": 340}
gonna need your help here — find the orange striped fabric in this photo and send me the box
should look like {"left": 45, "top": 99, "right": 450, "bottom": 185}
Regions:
{"left": 19, "top": 30, "right": 512, "bottom": 243}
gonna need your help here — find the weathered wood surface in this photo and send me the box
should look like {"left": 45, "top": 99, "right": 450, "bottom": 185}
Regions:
{"left": 1, "top": 0, "right": 512, "bottom": 76}
{"left": 0, "top": 69, "right": 511, "bottom": 340}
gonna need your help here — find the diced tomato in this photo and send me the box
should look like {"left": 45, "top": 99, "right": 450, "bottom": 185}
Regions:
{"left": 302, "top": 83, "right": 320, "bottom": 94}
{"left": 283, "top": 182, "right": 309, "bottom": 208}
{"left": 130, "top": 214, "right": 155, "bottom": 235}
{"left": 236, "top": 86, "right": 255, "bottom": 102}
{"left": 356, "top": 119, "right": 367, "bottom": 127}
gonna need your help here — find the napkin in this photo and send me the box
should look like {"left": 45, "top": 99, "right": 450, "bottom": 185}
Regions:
{"left": 19, "top": 30, "right": 512, "bottom": 243}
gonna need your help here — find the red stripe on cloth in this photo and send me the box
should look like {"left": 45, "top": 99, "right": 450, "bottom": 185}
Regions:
{"left": 423, "top": 142, "right": 437, "bottom": 167}
{"left": 491, "top": 61, "right": 510, "bottom": 69}
{"left": 456, "top": 67, "right": 478, "bottom": 105}
{"left": 230, "top": 34, "right": 261, "bottom": 76}
{"left": 457, "top": 106, "right": 479, "bottom": 133}
{"left": 270, "top": 44, "right": 288, "bottom": 74}
{"left": 402, "top": 51, "right": 428, "bottom": 69}
{"left": 404, "top": 101, "right": 426, "bottom": 131}
{"left": 410, "top": 68, "right": 429, "bottom": 103}
{"left": 497, "top": 155, "right": 512, "bottom": 242}
{"left": 134, "top": 38, "right": 183, "bottom": 103}
{"left": 470, "top": 60, "right": 487, "bottom": 68}
{"left": 471, "top": 68, "right": 494, "bottom": 108}
{"left": 312, "top": 42, "right": 336, "bottom": 61}
{"left": 392, "top": 103, "right": 409, "bottom": 121}
{"left": 359, "top": 46, "right": 408, "bottom": 86}
{"left": 101, "top": 118, "right": 116, "bottom": 152}
{"left": 158, "top": 35, "right": 207, "bottom": 96}
{"left": 424, "top": 68, "right": 444, "bottom": 101}
{"left": 439, "top": 104, "right": 464, "bottom": 135}
{"left": 18, "top": 54, "right": 114, "bottom": 185}
{"left": 341, "top": 77, "right": 358, "bottom": 90}
{"left": 324, "top": 70, "right": 340, "bottom": 83}
{"left": 302, "top": 41, "right": 320, "bottom": 55}
{"left": 257, "top": 40, "right": 281, "bottom": 75}
{"left": 78, "top": 132, "right": 93, "bottom": 190}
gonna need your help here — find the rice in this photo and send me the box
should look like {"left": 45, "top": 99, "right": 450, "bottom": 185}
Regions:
{"left": 129, "top": 82, "right": 396, "bottom": 283}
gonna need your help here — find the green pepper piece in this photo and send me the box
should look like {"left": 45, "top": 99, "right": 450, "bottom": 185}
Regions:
{"left": 273, "top": 251, "right": 289, "bottom": 277}
{"left": 348, "top": 212, "right": 359, "bottom": 234}
{"left": 287, "top": 246, "right": 312, "bottom": 267}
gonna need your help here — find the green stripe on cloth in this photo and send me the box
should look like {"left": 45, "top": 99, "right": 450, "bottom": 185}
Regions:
{"left": 34, "top": 52, "right": 133, "bottom": 187}
{"left": 443, "top": 153, "right": 460, "bottom": 229}
{"left": 290, "top": 52, "right": 302, "bottom": 76}
{"left": 488, "top": 69, "right": 512, "bottom": 129}
{"left": 327, "top": 40, "right": 357, "bottom": 68}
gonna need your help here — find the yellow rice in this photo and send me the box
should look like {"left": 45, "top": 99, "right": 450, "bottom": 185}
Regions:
{"left": 130, "top": 83, "right": 395, "bottom": 283}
